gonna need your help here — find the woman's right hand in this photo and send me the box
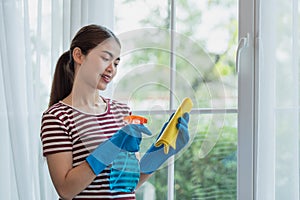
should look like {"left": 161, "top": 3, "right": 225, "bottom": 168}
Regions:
{"left": 86, "top": 124, "right": 152, "bottom": 175}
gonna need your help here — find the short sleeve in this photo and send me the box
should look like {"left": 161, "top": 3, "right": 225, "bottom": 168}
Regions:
{"left": 40, "top": 112, "right": 72, "bottom": 156}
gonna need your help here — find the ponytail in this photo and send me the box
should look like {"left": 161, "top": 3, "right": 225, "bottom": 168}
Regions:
{"left": 48, "top": 50, "right": 74, "bottom": 107}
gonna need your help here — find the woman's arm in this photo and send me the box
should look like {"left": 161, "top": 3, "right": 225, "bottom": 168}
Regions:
{"left": 136, "top": 173, "right": 153, "bottom": 190}
{"left": 46, "top": 152, "right": 96, "bottom": 200}
{"left": 136, "top": 152, "right": 152, "bottom": 190}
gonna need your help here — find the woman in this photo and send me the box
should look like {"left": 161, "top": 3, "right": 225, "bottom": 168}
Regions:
{"left": 40, "top": 24, "right": 190, "bottom": 199}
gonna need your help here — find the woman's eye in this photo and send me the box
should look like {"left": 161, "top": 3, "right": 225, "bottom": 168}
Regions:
{"left": 102, "top": 57, "right": 110, "bottom": 61}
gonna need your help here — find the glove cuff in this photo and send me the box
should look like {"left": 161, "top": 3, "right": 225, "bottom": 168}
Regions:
{"left": 86, "top": 139, "right": 121, "bottom": 175}
{"left": 86, "top": 155, "right": 107, "bottom": 175}
{"left": 140, "top": 145, "right": 171, "bottom": 174}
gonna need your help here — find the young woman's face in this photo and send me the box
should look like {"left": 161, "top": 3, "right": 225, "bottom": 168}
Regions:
{"left": 77, "top": 38, "right": 121, "bottom": 90}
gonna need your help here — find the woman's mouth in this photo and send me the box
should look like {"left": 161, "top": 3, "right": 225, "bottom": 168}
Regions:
{"left": 100, "top": 74, "right": 111, "bottom": 83}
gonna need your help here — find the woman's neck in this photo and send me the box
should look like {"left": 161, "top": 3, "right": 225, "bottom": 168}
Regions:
{"left": 62, "top": 90, "right": 107, "bottom": 114}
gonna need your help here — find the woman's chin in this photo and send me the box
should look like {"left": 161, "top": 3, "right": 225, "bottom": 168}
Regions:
{"left": 97, "top": 83, "right": 108, "bottom": 91}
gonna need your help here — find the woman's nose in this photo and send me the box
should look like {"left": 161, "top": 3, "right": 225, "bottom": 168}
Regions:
{"left": 106, "top": 62, "right": 115, "bottom": 73}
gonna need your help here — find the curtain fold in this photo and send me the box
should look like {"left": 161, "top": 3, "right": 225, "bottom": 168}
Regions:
{"left": 0, "top": 0, "right": 37, "bottom": 199}
{"left": 256, "top": 0, "right": 300, "bottom": 199}
{"left": 0, "top": 0, "right": 114, "bottom": 199}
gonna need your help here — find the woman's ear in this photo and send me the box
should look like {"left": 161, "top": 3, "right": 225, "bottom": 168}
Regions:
{"left": 72, "top": 47, "right": 84, "bottom": 65}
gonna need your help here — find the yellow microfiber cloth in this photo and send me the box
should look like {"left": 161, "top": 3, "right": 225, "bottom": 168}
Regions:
{"left": 155, "top": 97, "right": 193, "bottom": 154}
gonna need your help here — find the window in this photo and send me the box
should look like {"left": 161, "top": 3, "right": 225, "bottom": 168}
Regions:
{"left": 113, "top": 0, "right": 238, "bottom": 199}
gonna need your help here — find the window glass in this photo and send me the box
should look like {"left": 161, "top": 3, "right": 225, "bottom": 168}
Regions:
{"left": 114, "top": 0, "right": 238, "bottom": 199}
{"left": 175, "top": 0, "right": 238, "bottom": 109}
{"left": 175, "top": 114, "right": 237, "bottom": 199}
{"left": 114, "top": 0, "right": 170, "bottom": 109}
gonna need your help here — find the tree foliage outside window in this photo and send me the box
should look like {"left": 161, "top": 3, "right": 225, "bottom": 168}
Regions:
{"left": 114, "top": 0, "right": 237, "bottom": 199}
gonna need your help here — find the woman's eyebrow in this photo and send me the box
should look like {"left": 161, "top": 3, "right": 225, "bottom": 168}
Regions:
{"left": 102, "top": 50, "right": 114, "bottom": 58}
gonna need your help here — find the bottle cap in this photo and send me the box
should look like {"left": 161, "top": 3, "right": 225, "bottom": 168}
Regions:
{"left": 124, "top": 115, "right": 148, "bottom": 124}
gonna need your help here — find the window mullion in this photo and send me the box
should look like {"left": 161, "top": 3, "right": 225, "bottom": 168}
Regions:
{"left": 132, "top": 108, "right": 238, "bottom": 115}
{"left": 238, "top": 0, "right": 256, "bottom": 199}
{"left": 168, "top": 0, "right": 176, "bottom": 200}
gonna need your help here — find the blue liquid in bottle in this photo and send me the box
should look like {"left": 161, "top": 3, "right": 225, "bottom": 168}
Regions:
{"left": 110, "top": 115, "right": 147, "bottom": 192}
{"left": 109, "top": 151, "right": 140, "bottom": 192}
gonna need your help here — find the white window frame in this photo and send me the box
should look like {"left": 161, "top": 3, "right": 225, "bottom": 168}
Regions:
{"left": 237, "top": 0, "right": 257, "bottom": 199}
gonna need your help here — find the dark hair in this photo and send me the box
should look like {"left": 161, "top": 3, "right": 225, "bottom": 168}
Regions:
{"left": 48, "top": 24, "right": 120, "bottom": 107}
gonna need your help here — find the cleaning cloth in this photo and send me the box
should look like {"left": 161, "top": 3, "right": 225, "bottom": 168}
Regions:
{"left": 154, "top": 97, "right": 193, "bottom": 154}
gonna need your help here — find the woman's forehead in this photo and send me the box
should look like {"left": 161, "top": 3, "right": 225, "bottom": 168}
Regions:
{"left": 92, "top": 39, "right": 120, "bottom": 58}
{"left": 96, "top": 38, "right": 120, "bottom": 50}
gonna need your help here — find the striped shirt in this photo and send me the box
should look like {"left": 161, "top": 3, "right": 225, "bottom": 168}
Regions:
{"left": 40, "top": 98, "right": 136, "bottom": 199}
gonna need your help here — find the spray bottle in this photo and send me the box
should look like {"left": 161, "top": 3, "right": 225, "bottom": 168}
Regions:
{"left": 109, "top": 115, "right": 148, "bottom": 192}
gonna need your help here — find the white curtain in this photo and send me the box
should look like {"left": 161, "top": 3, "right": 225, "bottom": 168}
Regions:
{"left": 0, "top": 0, "right": 113, "bottom": 199}
{"left": 256, "top": 0, "right": 300, "bottom": 199}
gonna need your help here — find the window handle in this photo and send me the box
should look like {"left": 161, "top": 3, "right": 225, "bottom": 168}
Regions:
{"left": 236, "top": 33, "right": 249, "bottom": 73}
